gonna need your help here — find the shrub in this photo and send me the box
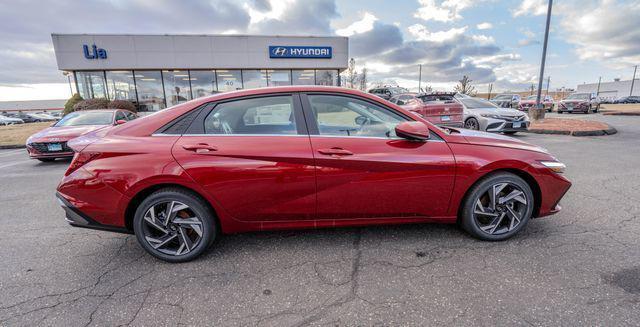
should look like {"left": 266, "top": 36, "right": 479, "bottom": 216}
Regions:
{"left": 107, "top": 100, "right": 137, "bottom": 112}
{"left": 63, "top": 93, "right": 83, "bottom": 115}
{"left": 72, "top": 98, "right": 110, "bottom": 112}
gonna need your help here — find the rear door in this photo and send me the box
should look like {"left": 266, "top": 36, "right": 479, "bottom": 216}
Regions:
{"left": 172, "top": 94, "right": 317, "bottom": 222}
{"left": 301, "top": 93, "right": 456, "bottom": 220}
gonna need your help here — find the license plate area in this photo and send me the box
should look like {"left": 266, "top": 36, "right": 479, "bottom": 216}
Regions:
{"left": 513, "top": 122, "right": 522, "bottom": 128}
{"left": 47, "top": 143, "right": 63, "bottom": 151}
{"left": 441, "top": 115, "right": 451, "bottom": 121}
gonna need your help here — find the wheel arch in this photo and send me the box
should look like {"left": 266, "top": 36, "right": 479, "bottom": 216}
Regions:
{"left": 124, "top": 183, "right": 219, "bottom": 232}
{"left": 457, "top": 168, "right": 542, "bottom": 221}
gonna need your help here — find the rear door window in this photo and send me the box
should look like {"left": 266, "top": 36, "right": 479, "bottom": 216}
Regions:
{"left": 203, "top": 96, "right": 298, "bottom": 135}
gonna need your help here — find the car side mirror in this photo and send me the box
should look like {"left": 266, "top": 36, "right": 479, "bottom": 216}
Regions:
{"left": 395, "top": 121, "right": 430, "bottom": 141}
{"left": 115, "top": 119, "right": 127, "bottom": 125}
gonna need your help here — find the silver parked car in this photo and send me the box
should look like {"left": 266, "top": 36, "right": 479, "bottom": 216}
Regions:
{"left": 458, "top": 97, "right": 530, "bottom": 135}
{"left": 0, "top": 114, "right": 25, "bottom": 126}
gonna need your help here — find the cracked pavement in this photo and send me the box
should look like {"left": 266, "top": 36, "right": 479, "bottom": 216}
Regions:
{"left": 1, "top": 113, "right": 639, "bottom": 326}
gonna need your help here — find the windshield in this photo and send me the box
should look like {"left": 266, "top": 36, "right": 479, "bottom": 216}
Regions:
{"left": 388, "top": 87, "right": 407, "bottom": 95}
{"left": 419, "top": 94, "right": 455, "bottom": 103}
{"left": 55, "top": 111, "right": 113, "bottom": 127}
{"left": 566, "top": 93, "right": 589, "bottom": 100}
{"left": 525, "top": 95, "right": 538, "bottom": 100}
{"left": 461, "top": 98, "right": 499, "bottom": 109}
{"left": 493, "top": 95, "right": 513, "bottom": 100}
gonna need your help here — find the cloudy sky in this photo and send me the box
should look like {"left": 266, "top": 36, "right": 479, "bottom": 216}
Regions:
{"left": 0, "top": 0, "right": 639, "bottom": 101}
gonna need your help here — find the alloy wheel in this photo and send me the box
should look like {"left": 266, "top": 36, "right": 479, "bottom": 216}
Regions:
{"left": 465, "top": 118, "right": 479, "bottom": 130}
{"left": 472, "top": 182, "right": 529, "bottom": 235}
{"left": 141, "top": 201, "right": 204, "bottom": 256}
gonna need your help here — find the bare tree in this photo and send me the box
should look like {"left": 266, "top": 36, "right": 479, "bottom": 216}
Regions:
{"left": 453, "top": 75, "right": 477, "bottom": 96}
{"left": 359, "top": 67, "right": 368, "bottom": 91}
{"left": 346, "top": 58, "right": 358, "bottom": 89}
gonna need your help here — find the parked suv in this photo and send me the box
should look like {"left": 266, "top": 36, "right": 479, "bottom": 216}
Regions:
{"left": 368, "top": 87, "right": 409, "bottom": 101}
{"left": 616, "top": 96, "right": 640, "bottom": 104}
{"left": 390, "top": 92, "right": 463, "bottom": 128}
{"left": 490, "top": 94, "right": 521, "bottom": 109}
{"left": 558, "top": 93, "right": 600, "bottom": 114}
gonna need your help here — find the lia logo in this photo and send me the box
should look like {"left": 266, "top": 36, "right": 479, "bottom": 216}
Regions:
{"left": 83, "top": 44, "right": 107, "bottom": 60}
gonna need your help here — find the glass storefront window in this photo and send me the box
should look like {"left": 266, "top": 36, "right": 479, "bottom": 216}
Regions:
{"left": 315, "top": 70, "right": 339, "bottom": 86}
{"left": 134, "top": 71, "right": 166, "bottom": 112}
{"left": 216, "top": 70, "right": 242, "bottom": 92}
{"left": 266, "top": 70, "right": 291, "bottom": 87}
{"left": 106, "top": 71, "right": 136, "bottom": 101}
{"left": 163, "top": 70, "right": 192, "bottom": 107}
{"left": 75, "top": 71, "right": 107, "bottom": 99}
{"left": 292, "top": 70, "right": 315, "bottom": 85}
{"left": 242, "top": 70, "right": 268, "bottom": 89}
{"left": 189, "top": 70, "right": 217, "bottom": 98}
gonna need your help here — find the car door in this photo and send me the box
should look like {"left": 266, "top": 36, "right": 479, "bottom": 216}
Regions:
{"left": 171, "top": 94, "right": 317, "bottom": 222}
{"left": 301, "top": 93, "right": 456, "bottom": 220}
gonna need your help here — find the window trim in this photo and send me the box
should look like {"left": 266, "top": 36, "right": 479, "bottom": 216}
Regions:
{"left": 185, "top": 93, "right": 308, "bottom": 136}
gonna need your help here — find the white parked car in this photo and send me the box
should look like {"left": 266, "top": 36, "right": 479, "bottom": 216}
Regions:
{"left": 0, "top": 114, "right": 25, "bottom": 126}
{"left": 458, "top": 97, "right": 530, "bottom": 135}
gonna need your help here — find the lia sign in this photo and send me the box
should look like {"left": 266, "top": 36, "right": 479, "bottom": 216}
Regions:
{"left": 269, "top": 46, "right": 332, "bottom": 59}
{"left": 83, "top": 44, "right": 107, "bottom": 60}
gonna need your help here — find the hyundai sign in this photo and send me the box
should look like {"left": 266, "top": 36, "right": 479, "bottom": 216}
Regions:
{"left": 269, "top": 46, "right": 332, "bottom": 59}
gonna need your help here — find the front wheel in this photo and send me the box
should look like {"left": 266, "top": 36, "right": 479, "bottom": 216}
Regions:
{"left": 464, "top": 118, "right": 480, "bottom": 130}
{"left": 133, "top": 188, "right": 217, "bottom": 263}
{"left": 459, "top": 172, "right": 534, "bottom": 241}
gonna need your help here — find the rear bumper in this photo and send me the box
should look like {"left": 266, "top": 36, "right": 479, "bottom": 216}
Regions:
{"left": 56, "top": 192, "right": 131, "bottom": 234}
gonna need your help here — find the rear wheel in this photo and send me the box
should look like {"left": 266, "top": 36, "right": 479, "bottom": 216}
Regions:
{"left": 133, "top": 188, "right": 217, "bottom": 263}
{"left": 464, "top": 117, "right": 480, "bottom": 130}
{"left": 460, "top": 172, "right": 534, "bottom": 241}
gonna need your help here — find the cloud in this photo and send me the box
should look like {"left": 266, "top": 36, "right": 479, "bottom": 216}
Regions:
{"left": 336, "top": 12, "right": 377, "bottom": 36}
{"left": 349, "top": 21, "right": 404, "bottom": 57}
{"left": 476, "top": 22, "right": 493, "bottom": 30}
{"left": 248, "top": 0, "right": 338, "bottom": 35}
{"left": 414, "top": 0, "right": 477, "bottom": 22}
{"left": 512, "top": 0, "right": 547, "bottom": 17}
{"left": 558, "top": 0, "right": 640, "bottom": 68}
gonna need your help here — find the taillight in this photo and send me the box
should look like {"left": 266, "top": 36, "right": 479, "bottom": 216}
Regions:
{"left": 65, "top": 151, "right": 100, "bottom": 176}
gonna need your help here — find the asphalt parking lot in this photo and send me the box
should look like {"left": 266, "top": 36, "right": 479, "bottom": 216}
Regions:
{"left": 1, "top": 113, "right": 639, "bottom": 326}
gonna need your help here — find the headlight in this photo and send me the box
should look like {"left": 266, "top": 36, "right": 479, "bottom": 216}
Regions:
{"left": 540, "top": 161, "right": 566, "bottom": 173}
{"left": 481, "top": 114, "right": 502, "bottom": 119}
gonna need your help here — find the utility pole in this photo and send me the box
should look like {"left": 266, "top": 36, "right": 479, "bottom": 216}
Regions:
{"left": 487, "top": 83, "right": 493, "bottom": 100}
{"left": 596, "top": 76, "right": 601, "bottom": 96}
{"left": 534, "top": 0, "right": 553, "bottom": 121}
{"left": 546, "top": 76, "right": 551, "bottom": 95}
{"left": 630, "top": 65, "right": 637, "bottom": 96}
{"left": 418, "top": 64, "right": 422, "bottom": 93}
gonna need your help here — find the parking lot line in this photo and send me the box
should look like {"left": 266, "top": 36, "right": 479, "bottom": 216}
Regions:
{"left": 0, "top": 159, "right": 32, "bottom": 169}
{"left": 0, "top": 149, "right": 26, "bottom": 157}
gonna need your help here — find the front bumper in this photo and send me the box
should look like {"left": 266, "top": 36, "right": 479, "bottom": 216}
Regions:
{"left": 481, "top": 117, "right": 530, "bottom": 132}
{"left": 56, "top": 192, "right": 131, "bottom": 234}
{"left": 27, "top": 142, "right": 74, "bottom": 159}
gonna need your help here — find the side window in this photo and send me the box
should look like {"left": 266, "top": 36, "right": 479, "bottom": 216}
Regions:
{"left": 125, "top": 111, "right": 136, "bottom": 121}
{"left": 115, "top": 111, "right": 126, "bottom": 122}
{"left": 307, "top": 95, "right": 408, "bottom": 138}
{"left": 203, "top": 96, "right": 297, "bottom": 135}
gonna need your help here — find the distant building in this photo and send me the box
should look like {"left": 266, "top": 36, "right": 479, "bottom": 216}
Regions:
{"left": 576, "top": 78, "right": 640, "bottom": 99}
{"left": 0, "top": 100, "right": 65, "bottom": 112}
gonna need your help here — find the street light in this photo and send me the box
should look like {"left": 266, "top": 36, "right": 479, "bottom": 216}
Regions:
{"left": 62, "top": 71, "right": 73, "bottom": 95}
{"left": 533, "top": 0, "right": 553, "bottom": 121}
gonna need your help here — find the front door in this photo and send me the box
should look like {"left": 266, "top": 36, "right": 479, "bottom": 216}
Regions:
{"left": 301, "top": 93, "right": 456, "bottom": 220}
{"left": 172, "top": 94, "right": 316, "bottom": 222}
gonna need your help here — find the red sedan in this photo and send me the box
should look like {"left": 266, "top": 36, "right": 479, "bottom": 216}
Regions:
{"left": 389, "top": 92, "right": 464, "bottom": 128}
{"left": 56, "top": 86, "right": 571, "bottom": 262}
{"left": 26, "top": 109, "right": 136, "bottom": 161}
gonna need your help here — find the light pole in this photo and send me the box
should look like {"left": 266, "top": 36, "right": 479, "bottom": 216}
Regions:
{"left": 630, "top": 65, "right": 637, "bottom": 96}
{"left": 62, "top": 71, "right": 73, "bottom": 95}
{"left": 533, "top": 0, "right": 553, "bottom": 121}
{"left": 418, "top": 64, "right": 422, "bottom": 92}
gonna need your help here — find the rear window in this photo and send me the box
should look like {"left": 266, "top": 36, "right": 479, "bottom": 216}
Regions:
{"left": 418, "top": 95, "right": 456, "bottom": 103}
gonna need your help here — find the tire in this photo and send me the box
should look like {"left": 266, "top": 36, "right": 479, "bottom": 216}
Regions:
{"left": 37, "top": 158, "right": 55, "bottom": 162}
{"left": 464, "top": 117, "right": 480, "bottom": 130}
{"left": 503, "top": 131, "right": 518, "bottom": 135}
{"left": 594, "top": 105, "right": 600, "bottom": 113}
{"left": 459, "top": 172, "right": 534, "bottom": 241}
{"left": 133, "top": 188, "right": 218, "bottom": 263}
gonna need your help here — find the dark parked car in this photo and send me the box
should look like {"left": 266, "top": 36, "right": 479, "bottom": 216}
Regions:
{"left": 490, "top": 94, "right": 521, "bottom": 109}
{"left": 6, "top": 112, "right": 56, "bottom": 123}
{"left": 616, "top": 96, "right": 640, "bottom": 104}
{"left": 57, "top": 86, "right": 570, "bottom": 262}
{"left": 368, "top": 87, "right": 409, "bottom": 100}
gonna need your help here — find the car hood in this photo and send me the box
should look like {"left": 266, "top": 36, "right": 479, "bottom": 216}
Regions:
{"left": 28, "top": 125, "right": 108, "bottom": 142}
{"left": 561, "top": 99, "right": 588, "bottom": 104}
{"left": 447, "top": 128, "right": 548, "bottom": 154}
{"left": 468, "top": 107, "right": 526, "bottom": 117}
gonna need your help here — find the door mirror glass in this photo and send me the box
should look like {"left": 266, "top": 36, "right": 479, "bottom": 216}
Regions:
{"left": 395, "top": 121, "right": 430, "bottom": 141}
{"left": 115, "top": 119, "right": 127, "bottom": 125}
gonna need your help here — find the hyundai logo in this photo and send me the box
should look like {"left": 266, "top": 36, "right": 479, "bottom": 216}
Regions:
{"left": 272, "top": 47, "right": 287, "bottom": 56}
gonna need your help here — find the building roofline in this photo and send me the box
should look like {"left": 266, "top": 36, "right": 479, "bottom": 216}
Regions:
{"left": 50, "top": 33, "right": 348, "bottom": 40}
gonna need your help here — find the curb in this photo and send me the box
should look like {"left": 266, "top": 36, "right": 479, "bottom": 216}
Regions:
{"left": 601, "top": 112, "right": 640, "bottom": 116}
{"left": 0, "top": 145, "right": 25, "bottom": 150}
{"left": 525, "top": 125, "right": 617, "bottom": 137}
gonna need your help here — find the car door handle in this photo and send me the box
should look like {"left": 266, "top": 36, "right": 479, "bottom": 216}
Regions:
{"left": 182, "top": 143, "right": 218, "bottom": 153}
{"left": 317, "top": 147, "right": 353, "bottom": 156}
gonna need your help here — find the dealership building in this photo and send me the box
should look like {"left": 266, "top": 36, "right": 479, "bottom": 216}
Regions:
{"left": 51, "top": 34, "right": 349, "bottom": 112}
{"left": 576, "top": 78, "right": 640, "bottom": 99}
